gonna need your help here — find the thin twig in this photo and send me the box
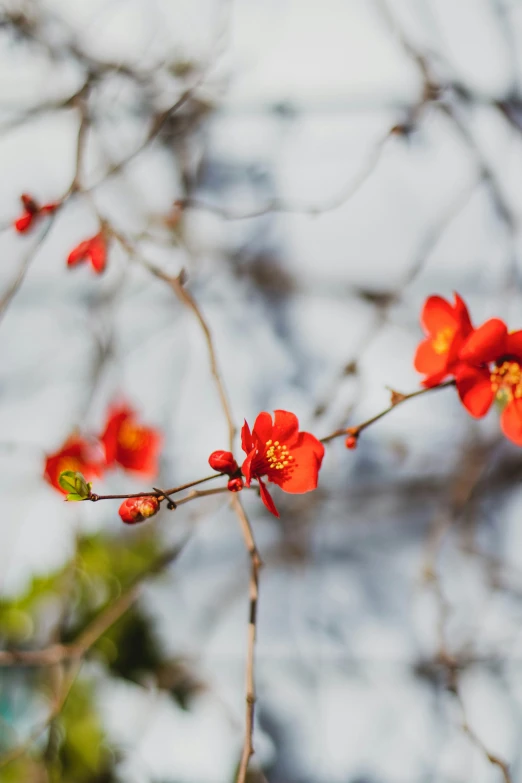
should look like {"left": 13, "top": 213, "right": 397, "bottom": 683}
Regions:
{"left": 320, "top": 380, "right": 455, "bottom": 443}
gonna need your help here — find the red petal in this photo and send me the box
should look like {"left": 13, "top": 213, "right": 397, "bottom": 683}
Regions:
{"left": 414, "top": 337, "right": 449, "bottom": 377}
{"left": 421, "top": 296, "right": 458, "bottom": 335}
{"left": 241, "top": 420, "right": 253, "bottom": 455}
{"left": 455, "top": 364, "right": 493, "bottom": 418}
{"left": 14, "top": 213, "right": 33, "bottom": 233}
{"left": 274, "top": 432, "right": 324, "bottom": 494}
{"left": 453, "top": 292, "right": 473, "bottom": 334}
{"left": 67, "top": 240, "right": 91, "bottom": 266}
{"left": 272, "top": 410, "right": 300, "bottom": 446}
{"left": 503, "top": 330, "right": 522, "bottom": 358}
{"left": 241, "top": 449, "right": 256, "bottom": 486}
{"left": 500, "top": 399, "right": 522, "bottom": 446}
{"left": 88, "top": 234, "right": 107, "bottom": 274}
{"left": 459, "top": 319, "right": 507, "bottom": 364}
{"left": 258, "top": 477, "right": 279, "bottom": 517}
{"left": 100, "top": 405, "right": 132, "bottom": 466}
{"left": 251, "top": 411, "right": 273, "bottom": 444}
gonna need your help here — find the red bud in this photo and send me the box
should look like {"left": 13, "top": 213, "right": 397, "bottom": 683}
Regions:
{"left": 119, "top": 496, "right": 160, "bottom": 524}
{"left": 14, "top": 212, "right": 34, "bottom": 233}
{"left": 208, "top": 450, "right": 238, "bottom": 475}
{"left": 345, "top": 435, "right": 358, "bottom": 450}
{"left": 227, "top": 477, "right": 244, "bottom": 493}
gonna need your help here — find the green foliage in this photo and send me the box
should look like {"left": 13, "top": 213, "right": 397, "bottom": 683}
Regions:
{"left": 58, "top": 471, "right": 91, "bottom": 501}
{"left": 51, "top": 678, "right": 116, "bottom": 783}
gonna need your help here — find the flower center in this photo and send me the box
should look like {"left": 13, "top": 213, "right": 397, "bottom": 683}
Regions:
{"left": 118, "top": 421, "right": 146, "bottom": 450}
{"left": 264, "top": 439, "right": 294, "bottom": 472}
{"left": 56, "top": 456, "right": 83, "bottom": 476}
{"left": 431, "top": 327, "right": 455, "bottom": 355}
{"left": 490, "top": 360, "right": 522, "bottom": 403}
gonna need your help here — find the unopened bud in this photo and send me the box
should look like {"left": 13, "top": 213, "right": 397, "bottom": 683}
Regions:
{"left": 345, "top": 435, "right": 358, "bottom": 450}
{"left": 119, "top": 496, "right": 160, "bottom": 525}
{"left": 208, "top": 450, "right": 239, "bottom": 475}
{"left": 227, "top": 477, "right": 244, "bottom": 493}
{"left": 14, "top": 212, "right": 33, "bottom": 233}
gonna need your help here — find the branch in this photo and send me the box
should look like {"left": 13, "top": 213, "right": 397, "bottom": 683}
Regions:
{"left": 320, "top": 381, "right": 455, "bottom": 444}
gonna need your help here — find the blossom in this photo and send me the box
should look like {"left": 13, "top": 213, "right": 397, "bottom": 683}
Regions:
{"left": 14, "top": 193, "right": 58, "bottom": 233}
{"left": 241, "top": 410, "right": 325, "bottom": 517}
{"left": 414, "top": 293, "right": 473, "bottom": 387}
{"left": 119, "top": 496, "right": 160, "bottom": 524}
{"left": 454, "top": 319, "right": 522, "bottom": 444}
{"left": 44, "top": 436, "right": 104, "bottom": 493}
{"left": 100, "top": 404, "right": 162, "bottom": 476}
{"left": 67, "top": 231, "right": 108, "bottom": 274}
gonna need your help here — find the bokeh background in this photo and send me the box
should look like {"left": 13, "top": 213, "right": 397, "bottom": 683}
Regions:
{"left": 2, "top": 0, "right": 522, "bottom": 781}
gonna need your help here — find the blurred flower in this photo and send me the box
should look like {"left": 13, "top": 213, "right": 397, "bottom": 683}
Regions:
{"left": 241, "top": 410, "right": 325, "bottom": 517}
{"left": 414, "top": 293, "right": 473, "bottom": 387}
{"left": 101, "top": 404, "right": 162, "bottom": 476}
{"left": 67, "top": 231, "right": 108, "bottom": 274}
{"left": 14, "top": 193, "right": 59, "bottom": 233}
{"left": 45, "top": 436, "right": 104, "bottom": 493}
{"left": 119, "top": 496, "right": 160, "bottom": 524}
{"left": 208, "top": 450, "right": 239, "bottom": 475}
{"left": 345, "top": 434, "right": 358, "bottom": 449}
{"left": 455, "top": 319, "right": 522, "bottom": 444}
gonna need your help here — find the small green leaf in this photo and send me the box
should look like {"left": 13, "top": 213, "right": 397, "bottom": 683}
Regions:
{"left": 59, "top": 470, "right": 91, "bottom": 498}
{"left": 65, "top": 493, "right": 84, "bottom": 502}
{"left": 59, "top": 470, "right": 78, "bottom": 493}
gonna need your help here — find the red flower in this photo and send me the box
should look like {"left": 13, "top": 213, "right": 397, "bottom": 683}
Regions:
{"left": 453, "top": 319, "right": 522, "bottom": 445}
{"left": 67, "top": 232, "right": 108, "bottom": 274}
{"left": 241, "top": 410, "right": 325, "bottom": 517}
{"left": 44, "top": 435, "right": 104, "bottom": 493}
{"left": 414, "top": 293, "right": 473, "bottom": 387}
{"left": 14, "top": 193, "right": 59, "bottom": 233}
{"left": 119, "top": 496, "right": 160, "bottom": 524}
{"left": 101, "top": 404, "right": 162, "bottom": 476}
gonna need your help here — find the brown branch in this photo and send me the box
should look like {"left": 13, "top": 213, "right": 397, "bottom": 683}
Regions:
{"left": 176, "top": 129, "right": 391, "bottom": 220}
{"left": 231, "top": 495, "right": 262, "bottom": 783}
{"left": 88, "top": 472, "right": 224, "bottom": 502}
{"left": 320, "top": 380, "right": 455, "bottom": 444}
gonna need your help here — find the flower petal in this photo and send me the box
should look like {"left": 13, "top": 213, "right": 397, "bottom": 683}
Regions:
{"left": 501, "top": 399, "right": 522, "bottom": 446}
{"left": 241, "top": 448, "right": 256, "bottom": 486}
{"left": 251, "top": 411, "right": 274, "bottom": 444}
{"left": 421, "top": 296, "right": 458, "bottom": 335}
{"left": 414, "top": 337, "right": 449, "bottom": 377}
{"left": 455, "top": 364, "right": 493, "bottom": 418}
{"left": 273, "top": 432, "right": 325, "bottom": 494}
{"left": 453, "top": 292, "right": 473, "bottom": 334}
{"left": 503, "top": 330, "right": 522, "bottom": 358}
{"left": 88, "top": 234, "right": 107, "bottom": 274}
{"left": 459, "top": 319, "right": 507, "bottom": 364}
{"left": 241, "top": 420, "right": 253, "bottom": 455}
{"left": 272, "top": 410, "right": 300, "bottom": 446}
{"left": 258, "top": 477, "right": 279, "bottom": 517}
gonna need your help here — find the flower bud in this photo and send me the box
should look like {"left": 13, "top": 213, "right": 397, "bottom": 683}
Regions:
{"left": 345, "top": 435, "right": 358, "bottom": 450}
{"left": 14, "top": 213, "right": 33, "bottom": 233}
{"left": 208, "top": 450, "right": 239, "bottom": 475}
{"left": 227, "top": 477, "right": 244, "bottom": 493}
{"left": 119, "top": 496, "right": 160, "bottom": 525}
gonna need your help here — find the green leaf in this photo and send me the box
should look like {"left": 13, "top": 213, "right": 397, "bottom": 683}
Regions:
{"left": 65, "top": 493, "right": 84, "bottom": 502}
{"left": 59, "top": 470, "right": 90, "bottom": 498}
